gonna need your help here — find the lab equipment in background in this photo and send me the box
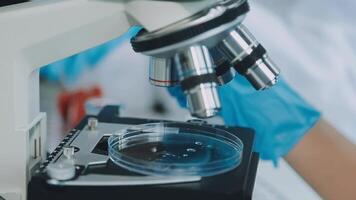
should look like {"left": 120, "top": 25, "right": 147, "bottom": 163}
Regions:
{"left": 58, "top": 86, "right": 103, "bottom": 131}
{"left": 85, "top": 97, "right": 122, "bottom": 116}
{"left": 28, "top": 106, "right": 259, "bottom": 200}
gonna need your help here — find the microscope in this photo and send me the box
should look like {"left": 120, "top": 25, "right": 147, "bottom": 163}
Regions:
{"left": 0, "top": 0, "right": 279, "bottom": 200}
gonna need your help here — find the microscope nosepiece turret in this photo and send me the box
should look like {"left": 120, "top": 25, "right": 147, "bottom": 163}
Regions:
{"left": 131, "top": 0, "right": 280, "bottom": 118}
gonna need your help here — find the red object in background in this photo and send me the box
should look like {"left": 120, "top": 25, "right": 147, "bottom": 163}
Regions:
{"left": 58, "top": 86, "right": 102, "bottom": 131}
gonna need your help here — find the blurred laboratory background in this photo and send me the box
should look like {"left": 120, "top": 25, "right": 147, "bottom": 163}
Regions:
{"left": 36, "top": 0, "right": 356, "bottom": 199}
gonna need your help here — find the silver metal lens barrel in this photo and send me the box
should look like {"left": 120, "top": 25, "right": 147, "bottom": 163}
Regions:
{"left": 186, "top": 83, "right": 221, "bottom": 118}
{"left": 210, "top": 47, "right": 236, "bottom": 85}
{"left": 262, "top": 55, "right": 280, "bottom": 84}
{"left": 216, "top": 25, "right": 256, "bottom": 63}
{"left": 216, "top": 68, "right": 235, "bottom": 85}
{"left": 149, "top": 57, "right": 179, "bottom": 87}
{"left": 216, "top": 24, "right": 280, "bottom": 90}
{"left": 175, "top": 45, "right": 214, "bottom": 78}
{"left": 245, "top": 56, "right": 279, "bottom": 90}
{"left": 174, "top": 45, "right": 221, "bottom": 118}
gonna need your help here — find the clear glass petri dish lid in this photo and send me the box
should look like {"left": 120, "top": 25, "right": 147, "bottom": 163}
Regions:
{"left": 108, "top": 122, "right": 243, "bottom": 177}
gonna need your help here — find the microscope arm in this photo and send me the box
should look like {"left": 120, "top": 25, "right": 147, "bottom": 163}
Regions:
{"left": 0, "top": 1, "right": 130, "bottom": 199}
{"left": 0, "top": 1, "right": 211, "bottom": 199}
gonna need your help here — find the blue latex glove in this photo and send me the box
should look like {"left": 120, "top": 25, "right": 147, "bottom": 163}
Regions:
{"left": 168, "top": 76, "right": 321, "bottom": 163}
{"left": 40, "top": 26, "right": 142, "bottom": 83}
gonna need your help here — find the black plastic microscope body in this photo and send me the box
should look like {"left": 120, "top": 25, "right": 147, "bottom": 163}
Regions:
{"left": 28, "top": 106, "right": 259, "bottom": 200}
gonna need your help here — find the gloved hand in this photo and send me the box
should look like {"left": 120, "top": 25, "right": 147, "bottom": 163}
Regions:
{"left": 168, "top": 76, "right": 321, "bottom": 163}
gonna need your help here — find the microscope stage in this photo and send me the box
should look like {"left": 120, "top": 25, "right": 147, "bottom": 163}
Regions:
{"left": 28, "top": 106, "right": 258, "bottom": 200}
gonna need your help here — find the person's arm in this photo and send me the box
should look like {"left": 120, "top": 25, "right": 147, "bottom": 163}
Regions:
{"left": 285, "top": 119, "right": 356, "bottom": 200}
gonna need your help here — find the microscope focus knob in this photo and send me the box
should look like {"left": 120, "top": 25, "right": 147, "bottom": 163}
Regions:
{"left": 63, "top": 145, "right": 75, "bottom": 159}
{"left": 88, "top": 117, "right": 99, "bottom": 131}
{"left": 47, "top": 160, "right": 76, "bottom": 181}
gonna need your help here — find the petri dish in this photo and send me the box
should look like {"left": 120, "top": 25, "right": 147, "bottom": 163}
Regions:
{"left": 108, "top": 122, "right": 243, "bottom": 177}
